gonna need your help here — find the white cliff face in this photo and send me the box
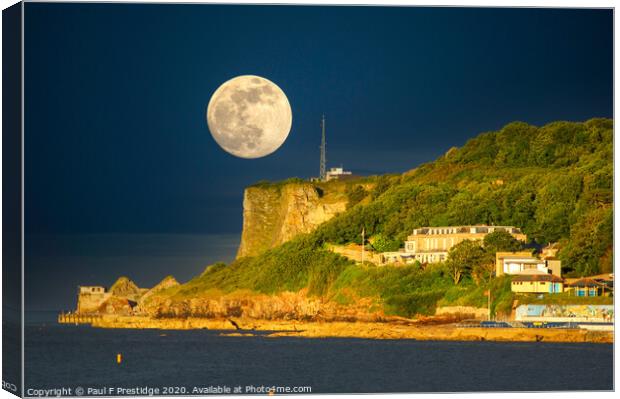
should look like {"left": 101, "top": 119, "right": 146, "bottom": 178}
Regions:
{"left": 237, "top": 183, "right": 347, "bottom": 258}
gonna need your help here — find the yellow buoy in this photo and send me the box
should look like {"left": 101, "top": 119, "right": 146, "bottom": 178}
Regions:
{"left": 116, "top": 353, "right": 122, "bottom": 364}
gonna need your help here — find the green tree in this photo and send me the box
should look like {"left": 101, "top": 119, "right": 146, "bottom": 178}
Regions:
{"left": 483, "top": 231, "right": 524, "bottom": 254}
{"left": 445, "top": 240, "right": 488, "bottom": 285}
{"left": 371, "top": 233, "right": 401, "bottom": 252}
{"left": 370, "top": 175, "right": 394, "bottom": 200}
{"left": 309, "top": 118, "right": 612, "bottom": 277}
{"left": 471, "top": 254, "right": 496, "bottom": 285}
{"left": 559, "top": 207, "right": 612, "bottom": 276}
{"left": 346, "top": 185, "right": 368, "bottom": 208}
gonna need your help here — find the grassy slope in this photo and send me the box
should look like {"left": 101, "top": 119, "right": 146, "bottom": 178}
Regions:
{"left": 165, "top": 118, "right": 613, "bottom": 318}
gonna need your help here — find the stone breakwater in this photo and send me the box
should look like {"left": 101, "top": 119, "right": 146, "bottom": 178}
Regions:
{"left": 89, "top": 316, "right": 613, "bottom": 343}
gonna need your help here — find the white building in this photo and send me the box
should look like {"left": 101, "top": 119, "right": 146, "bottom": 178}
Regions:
{"left": 495, "top": 252, "right": 562, "bottom": 277}
{"left": 381, "top": 225, "right": 526, "bottom": 265}
{"left": 325, "top": 167, "right": 353, "bottom": 181}
{"left": 381, "top": 250, "right": 448, "bottom": 265}
{"left": 502, "top": 257, "right": 549, "bottom": 275}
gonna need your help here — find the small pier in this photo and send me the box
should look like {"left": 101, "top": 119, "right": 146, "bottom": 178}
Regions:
{"left": 57, "top": 312, "right": 101, "bottom": 325}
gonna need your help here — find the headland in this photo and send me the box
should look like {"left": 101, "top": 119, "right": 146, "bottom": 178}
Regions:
{"left": 62, "top": 119, "right": 614, "bottom": 343}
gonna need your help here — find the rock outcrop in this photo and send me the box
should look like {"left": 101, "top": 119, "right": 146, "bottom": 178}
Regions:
{"left": 144, "top": 275, "right": 179, "bottom": 296}
{"left": 136, "top": 289, "right": 383, "bottom": 322}
{"left": 89, "top": 316, "right": 614, "bottom": 343}
{"left": 97, "top": 295, "right": 136, "bottom": 315}
{"left": 135, "top": 275, "right": 180, "bottom": 312}
{"left": 435, "top": 306, "right": 489, "bottom": 320}
{"left": 236, "top": 182, "right": 348, "bottom": 258}
{"left": 109, "top": 276, "right": 144, "bottom": 301}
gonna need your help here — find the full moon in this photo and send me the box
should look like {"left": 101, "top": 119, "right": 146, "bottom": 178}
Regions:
{"left": 206, "top": 75, "right": 292, "bottom": 158}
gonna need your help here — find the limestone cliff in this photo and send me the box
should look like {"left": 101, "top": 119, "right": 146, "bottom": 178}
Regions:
{"left": 236, "top": 182, "right": 348, "bottom": 258}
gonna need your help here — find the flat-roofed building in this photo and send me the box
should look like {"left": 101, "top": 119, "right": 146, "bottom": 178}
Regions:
{"left": 396, "top": 225, "right": 526, "bottom": 264}
{"left": 405, "top": 225, "right": 526, "bottom": 253}
{"left": 380, "top": 250, "right": 446, "bottom": 265}
{"left": 495, "top": 252, "right": 562, "bottom": 277}
{"left": 325, "top": 167, "right": 353, "bottom": 181}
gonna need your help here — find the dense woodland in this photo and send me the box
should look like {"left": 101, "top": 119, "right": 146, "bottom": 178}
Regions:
{"left": 316, "top": 118, "right": 613, "bottom": 276}
{"left": 172, "top": 118, "right": 613, "bottom": 317}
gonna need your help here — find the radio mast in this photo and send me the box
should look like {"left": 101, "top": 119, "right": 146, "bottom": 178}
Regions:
{"left": 320, "top": 115, "right": 326, "bottom": 181}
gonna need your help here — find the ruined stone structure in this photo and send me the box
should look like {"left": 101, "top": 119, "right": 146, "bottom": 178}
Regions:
{"left": 76, "top": 286, "right": 111, "bottom": 314}
{"left": 76, "top": 277, "right": 148, "bottom": 315}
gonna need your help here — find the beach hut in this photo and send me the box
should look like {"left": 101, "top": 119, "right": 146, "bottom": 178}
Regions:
{"left": 567, "top": 278, "right": 607, "bottom": 297}
{"left": 511, "top": 274, "right": 564, "bottom": 294}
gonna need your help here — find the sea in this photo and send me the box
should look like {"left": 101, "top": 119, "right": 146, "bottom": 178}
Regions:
{"left": 22, "top": 315, "right": 613, "bottom": 395}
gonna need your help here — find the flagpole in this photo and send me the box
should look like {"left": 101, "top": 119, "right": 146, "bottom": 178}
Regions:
{"left": 361, "top": 228, "right": 365, "bottom": 265}
{"left": 487, "top": 289, "right": 491, "bottom": 321}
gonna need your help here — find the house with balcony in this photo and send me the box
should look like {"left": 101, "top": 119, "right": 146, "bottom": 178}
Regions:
{"left": 495, "top": 252, "right": 562, "bottom": 277}
{"left": 381, "top": 225, "right": 527, "bottom": 265}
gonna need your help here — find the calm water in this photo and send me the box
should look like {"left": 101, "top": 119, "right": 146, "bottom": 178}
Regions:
{"left": 25, "top": 324, "right": 613, "bottom": 395}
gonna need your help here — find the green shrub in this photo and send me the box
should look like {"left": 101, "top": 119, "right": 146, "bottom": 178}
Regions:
{"left": 371, "top": 233, "right": 401, "bottom": 252}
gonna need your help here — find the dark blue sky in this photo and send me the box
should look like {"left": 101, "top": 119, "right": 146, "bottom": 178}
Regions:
{"left": 25, "top": 4, "right": 613, "bottom": 236}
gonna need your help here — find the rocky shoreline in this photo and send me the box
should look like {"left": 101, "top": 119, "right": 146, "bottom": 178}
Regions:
{"left": 87, "top": 315, "right": 613, "bottom": 343}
